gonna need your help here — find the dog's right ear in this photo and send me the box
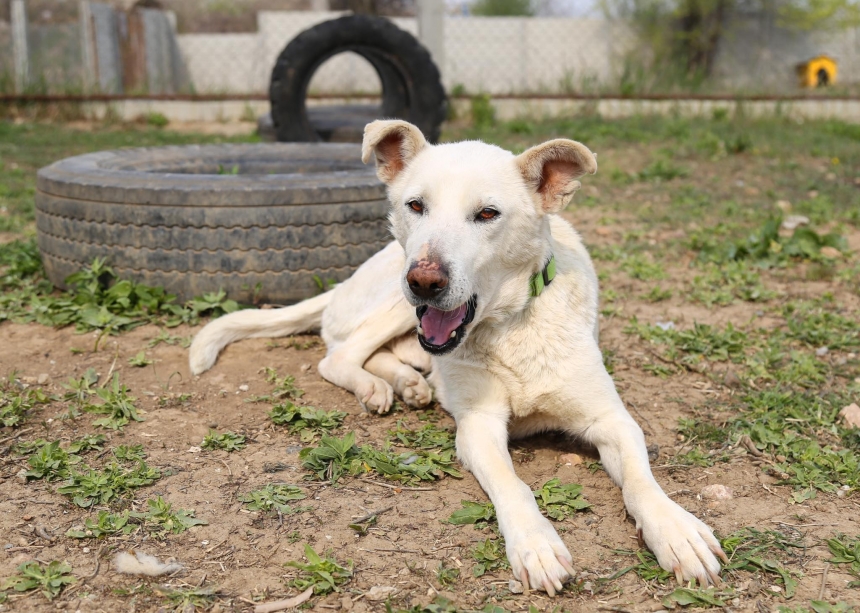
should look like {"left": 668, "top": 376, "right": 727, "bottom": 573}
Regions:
{"left": 361, "top": 120, "right": 427, "bottom": 184}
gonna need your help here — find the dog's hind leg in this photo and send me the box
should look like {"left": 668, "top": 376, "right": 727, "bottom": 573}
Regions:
{"left": 364, "top": 345, "right": 432, "bottom": 408}
{"left": 318, "top": 299, "right": 417, "bottom": 415}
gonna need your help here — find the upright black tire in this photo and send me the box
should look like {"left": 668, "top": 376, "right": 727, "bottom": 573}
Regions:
{"left": 270, "top": 15, "right": 447, "bottom": 144}
{"left": 35, "top": 144, "right": 391, "bottom": 304}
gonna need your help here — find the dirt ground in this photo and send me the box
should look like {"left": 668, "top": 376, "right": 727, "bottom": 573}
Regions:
{"left": 1, "top": 116, "right": 860, "bottom": 613}
{"left": 0, "top": 205, "right": 857, "bottom": 613}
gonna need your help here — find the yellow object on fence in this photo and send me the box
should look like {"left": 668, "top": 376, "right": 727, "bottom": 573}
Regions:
{"left": 796, "top": 55, "right": 838, "bottom": 88}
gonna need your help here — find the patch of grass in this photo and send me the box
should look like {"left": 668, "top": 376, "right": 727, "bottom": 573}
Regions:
{"left": 626, "top": 318, "right": 749, "bottom": 364}
{"left": 57, "top": 460, "right": 161, "bottom": 508}
{"left": 62, "top": 368, "right": 99, "bottom": 415}
{"left": 607, "top": 549, "right": 672, "bottom": 583}
{"left": 300, "top": 432, "right": 360, "bottom": 483}
{"left": 25, "top": 441, "right": 78, "bottom": 481}
{"left": 826, "top": 534, "right": 860, "bottom": 579}
{"left": 782, "top": 300, "right": 860, "bottom": 351}
{"left": 67, "top": 496, "right": 205, "bottom": 538}
{"left": 67, "top": 434, "right": 107, "bottom": 454}
{"left": 391, "top": 422, "right": 456, "bottom": 451}
{"left": 0, "top": 374, "right": 51, "bottom": 427}
{"left": 269, "top": 402, "right": 346, "bottom": 442}
{"left": 644, "top": 285, "right": 672, "bottom": 302}
{"left": 662, "top": 586, "right": 729, "bottom": 608}
{"left": 436, "top": 562, "right": 460, "bottom": 587}
{"left": 721, "top": 527, "right": 804, "bottom": 597}
{"left": 447, "top": 500, "right": 497, "bottom": 529}
{"left": 286, "top": 544, "right": 352, "bottom": 595}
{"left": 621, "top": 253, "right": 666, "bottom": 281}
{"left": 201, "top": 430, "right": 246, "bottom": 452}
{"left": 691, "top": 218, "right": 846, "bottom": 267}
{"left": 127, "top": 351, "right": 152, "bottom": 367}
{"left": 113, "top": 444, "right": 146, "bottom": 462}
{"left": 532, "top": 478, "right": 590, "bottom": 519}
{"left": 0, "top": 249, "right": 240, "bottom": 336}
{"left": 239, "top": 484, "right": 308, "bottom": 515}
{"left": 250, "top": 368, "right": 304, "bottom": 403}
{"left": 84, "top": 373, "right": 143, "bottom": 430}
{"left": 637, "top": 158, "right": 689, "bottom": 182}
{"left": 300, "top": 432, "right": 462, "bottom": 486}
{"left": 0, "top": 561, "right": 75, "bottom": 601}
{"left": 66, "top": 510, "right": 134, "bottom": 538}
{"left": 471, "top": 538, "right": 509, "bottom": 577}
{"left": 154, "top": 586, "right": 219, "bottom": 613}
{"left": 689, "top": 261, "right": 776, "bottom": 306}
{"left": 147, "top": 330, "right": 192, "bottom": 348}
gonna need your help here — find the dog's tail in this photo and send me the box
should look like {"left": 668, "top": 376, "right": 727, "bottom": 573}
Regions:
{"left": 188, "top": 291, "right": 333, "bottom": 375}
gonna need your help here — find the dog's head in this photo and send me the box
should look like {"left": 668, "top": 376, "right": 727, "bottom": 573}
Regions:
{"left": 362, "top": 120, "right": 596, "bottom": 355}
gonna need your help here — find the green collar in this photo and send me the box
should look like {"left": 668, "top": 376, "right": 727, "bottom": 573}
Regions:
{"left": 529, "top": 255, "right": 556, "bottom": 297}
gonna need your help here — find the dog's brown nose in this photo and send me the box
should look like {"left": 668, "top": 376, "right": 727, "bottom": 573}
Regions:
{"left": 407, "top": 260, "right": 449, "bottom": 299}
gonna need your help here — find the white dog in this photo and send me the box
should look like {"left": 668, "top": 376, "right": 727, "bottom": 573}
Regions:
{"left": 189, "top": 120, "right": 726, "bottom": 594}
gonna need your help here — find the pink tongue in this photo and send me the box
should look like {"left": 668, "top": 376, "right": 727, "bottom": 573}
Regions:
{"left": 421, "top": 304, "right": 468, "bottom": 346}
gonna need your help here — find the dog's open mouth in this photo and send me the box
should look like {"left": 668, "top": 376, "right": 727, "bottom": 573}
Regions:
{"left": 416, "top": 295, "right": 477, "bottom": 355}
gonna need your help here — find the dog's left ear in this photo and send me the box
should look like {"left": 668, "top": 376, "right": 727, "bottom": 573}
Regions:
{"left": 361, "top": 120, "right": 428, "bottom": 184}
{"left": 515, "top": 139, "right": 597, "bottom": 214}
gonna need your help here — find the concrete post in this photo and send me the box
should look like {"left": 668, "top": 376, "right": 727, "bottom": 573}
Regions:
{"left": 80, "top": 1, "right": 97, "bottom": 91}
{"left": 11, "top": 0, "right": 29, "bottom": 93}
{"left": 417, "top": 0, "right": 445, "bottom": 83}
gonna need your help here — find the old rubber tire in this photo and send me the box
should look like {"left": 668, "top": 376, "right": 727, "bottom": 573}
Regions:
{"left": 270, "top": 14, "right": 447, "bottom": 143}
{"left": 35, "top": 143, "right": 391, "bottom": 304}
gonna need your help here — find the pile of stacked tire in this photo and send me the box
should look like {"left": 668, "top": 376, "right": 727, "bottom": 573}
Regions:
{"left": 35, "top": 16, "right": 447, "bottom": 305}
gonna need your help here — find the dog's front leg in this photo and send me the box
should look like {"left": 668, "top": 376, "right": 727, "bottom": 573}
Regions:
{"left": 455, "top": 408, "right": 575, "bottom": 595}
{"left": 571, "top": 342, "right": 728, "bottom": 584}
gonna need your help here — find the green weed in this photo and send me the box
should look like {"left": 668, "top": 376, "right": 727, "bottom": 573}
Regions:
{"left": 689, "top": 261, "right": 776, "bottom": 306}
{"left": 662, "top": 586, "right": 729, "bottom": 608}
{"left": 533, "top": 478, "right": 590, "bottom": 519}
{"left": 127, "top": 351, "right": 152, "bottom": 367}
{"left": 0, "top": 561, "right": 75, "bottom": 601}
{"left": 447, "top": 500, "right": 497, "bottom": 529}
{"left": 721, "top": 527, "right": 804, "bottom": 597}
{"left": 67, "top": 496, "right": 205, "bottom": 538}
{"left": 391, "top": 422, "right": 456, "bottom": 451}
{"left": 621, "top": 253, "right": 666, "bottom": 281}
{"left": 607, "top": 548, "right": 672, "bottom": 583}
{"left": 201, "top": 430, "right": 246, "bottom": 452}
{"left": 57, "top": 460, "right": 161, "bottom": 507}
{"left": 249, "top": 368, "right": 304, "bottom": 402}
{"left": 300, "top": 432, "right": 360, "bottom": 483}
{"left": 436, "top": 562, "right": 460, "bottom": 587}
{"left": 155, "top": 586, "right": 219, "bottom": 612}
{"left": 286, "top": 544, "right": 352, "bottom": 595}
{"left": 85, "top": 373, "right": 143, "bottom": 430}
{"left": 826, "top": 534, "right": 860, "bottom": 577}
{"left": 130, "top": 496, "right": 207, "bottom": 534}
{"left": 239, "top": 484, "right": 308, "bottom": 515}
{"left": 0, "top": 375, "right": 51, "bottom": 427}
{"left": 113, "top": 444, "right": 146, "bottom": 462}
{"left": 471, "top": 538, "right": 509, "bottom": 577}
{"left": 269, "top": 402, "right": 346, "bottom": 442}
{"left": 67, "top": 434, "right": 107, "bottom": 454}
{"left": 25, "top": 441, "right": 78, "bottom": 481}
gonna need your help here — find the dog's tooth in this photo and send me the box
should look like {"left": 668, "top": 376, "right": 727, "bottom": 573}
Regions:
{"left": 416, "top": 326, "right": 424, "bottom": 336}
{"left": 450, "top": 330, "right": 457, "bottom": 339}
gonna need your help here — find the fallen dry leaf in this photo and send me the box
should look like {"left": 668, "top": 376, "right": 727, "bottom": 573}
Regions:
{"left": 838, "top": 403, "right": 860, "bottom": 428}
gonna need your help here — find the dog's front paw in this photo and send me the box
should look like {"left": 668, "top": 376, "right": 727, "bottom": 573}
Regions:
{"left": 395, "top": 372, "right": 432, "bottom": 408}
{"left": 639, "top": 497, "right": 727, "bottom": 585}
{"left": 505, "top": 515, "right": 575, "bottom": 596}
{"left": 355, "top": 376, "right": 395, "bottom": 414}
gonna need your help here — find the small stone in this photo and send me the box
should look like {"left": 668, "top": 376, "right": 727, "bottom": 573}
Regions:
{"left": 731, "top": 598, "right": 740, "bottom": 606}
{"left": 724, "top": 369, "right": 743, "bottom": 389}
{"left": 560, "top": 453, "right": 583, "bottom": 466}
{"left": 37, "top": 373, "right": 50, "bottom": 385}
{"left": 646, "top": 443, "right": 659, "bottom": 462}
{"left": 508, "top": 579, "right": 524, "bottom": 594}
{"left": 187, "top": 446, "right": 202, "bottom": 453}
{"left": 581, "top": 581, "right": 593, "bottom": 593}
{"left": 808, "top": 190, "right": 819, "bottom": 198}
{"left": 366, "top": 586, "right": 397, "bottom": 601}
{"left": 655, "top": 321, "right": 675, "bottom": 331}
{"left": 16, "top": 468, "right": 27, "bottom": 483}
{"left": 3, "top": 544, "right": 12, "bottom": 550}
{"left": 595, "top": 226, "right": 612, "bottom": 236}
{"left": 301, "top": 363, "right": 312, "bottom": 373}
{"left": 82, "top": 547, "right": 90, "bottom": 554}
{"left": 700, "top": 484, "right": 733, "bottom": 500}
{"left": 238, "top": 384, "right": 249, "bottom": 392}
{"left": 816, "top": 346, "right": 830, "bottom": 357}
{"left": 838, "top": 403, "right": 860, "bottom": 428}
{"left": 775, "top": 200, "right": 792, "bottom": 212}
{"left": 781, "top": 215, "right": 809, "bottom": 231}
{"left": 825, "top": 172, "right": 837, "bottom": 181}
{"left": 769, "top": 585, "right": 782, "bottom": 593}
{"left": 820, "top": 246, "right": 842, "bottom": 259}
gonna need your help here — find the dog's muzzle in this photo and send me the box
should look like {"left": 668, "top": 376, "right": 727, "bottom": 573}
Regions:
{"left": 415, "top": 295, "right": 477, "bottom": 355}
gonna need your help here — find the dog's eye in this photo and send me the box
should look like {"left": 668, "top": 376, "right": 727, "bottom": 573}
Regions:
{"left": 407, "top": 200, "right": 424, "bottom": 214}
{"left": 476, "top": 208, "right": 499, "bottom": 221}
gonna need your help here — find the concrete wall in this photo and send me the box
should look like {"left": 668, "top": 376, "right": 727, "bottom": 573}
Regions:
{"left": 175, "top": 11, "right": 625, "bottom": 95}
